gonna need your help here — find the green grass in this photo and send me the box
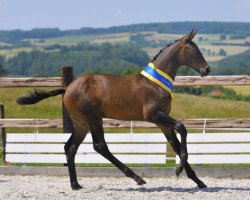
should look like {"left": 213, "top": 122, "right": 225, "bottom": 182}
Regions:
{"left": 0, "top": 47, "right": 33, "bottom": 59}
{"left": 224, "top": 86, "right": 250, "bottom": 96}
{"left": 0, "top": 88, "right": 62, "bottom": 119}
{"left": 45, "top": 33, "right": 131, "bottom": 46}
{"left": 1, "top": 88, "right": 250, "bottom": 120}
{"left": 0, "top": 87, "right": 62, "bottom": 133}
{"left": 172, "top": 93, "right": 250, "bottom": 118}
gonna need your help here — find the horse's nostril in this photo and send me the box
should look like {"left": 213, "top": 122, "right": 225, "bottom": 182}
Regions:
{"left": 206, "top": 67, "right": 210, "bottom": 73}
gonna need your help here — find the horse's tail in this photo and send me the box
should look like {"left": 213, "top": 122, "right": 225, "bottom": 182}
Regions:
{"left": 16, "top": 89, "right": 65, "bottom": 105}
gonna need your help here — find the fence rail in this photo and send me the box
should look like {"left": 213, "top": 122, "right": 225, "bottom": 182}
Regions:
{"left": 174, "top": 75, "right": 250, "bottom": 86}
{"left": 0, "top": 77, "right": 62, "bottom": 87}
{"left": 1, "top": 118, "right": 250, "bottom": 128}
{"left": 0, "top": 75, "right": 250, "bottom": 87}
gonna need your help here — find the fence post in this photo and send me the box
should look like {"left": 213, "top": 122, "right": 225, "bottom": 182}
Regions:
{"left": 0, "top": 104, "right": 6, "bottom": 164}
{"left": 62, "top": 66, "right": 74, "bottom": 134}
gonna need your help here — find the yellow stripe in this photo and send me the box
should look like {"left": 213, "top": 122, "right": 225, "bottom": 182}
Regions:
{"left": 148, "top": 63, "right": 174, "bottom": 83}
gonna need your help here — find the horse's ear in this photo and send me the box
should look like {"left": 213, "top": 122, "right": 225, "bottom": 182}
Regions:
{"left": 181, "top": 29, "right": 197, "bottom": 44}
{"left": 187, "top": 28, "right": 197, "bottom": 41}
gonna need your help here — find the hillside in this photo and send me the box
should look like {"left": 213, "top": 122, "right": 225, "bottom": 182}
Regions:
{"left": 1, "top": 22, "right": 250, "bottom": 44}
{"left": 5, "top": 43, "right": 149, "bottom": 76}
{"left": 1, "top": 21, "right": 250, "bottom": 76}
{"left": 212, "top": 49, "right": 250, "bottom": 75}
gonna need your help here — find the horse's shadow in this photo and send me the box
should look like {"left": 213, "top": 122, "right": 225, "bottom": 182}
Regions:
{"left": 0, "top": 179, "right": 8, "bottom": 183}
{"left": 107, "top": 186, "right": 250, "bottom": 194}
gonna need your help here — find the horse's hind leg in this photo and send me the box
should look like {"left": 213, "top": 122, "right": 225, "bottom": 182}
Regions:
{"left": 64, "top": 120, "right": 89, "bottom": 190}
{"left": 89, "top": 117, "right": 146, "bottom": 185}
{"left": 160, "top": 126, "right": 207, "bottom": 188}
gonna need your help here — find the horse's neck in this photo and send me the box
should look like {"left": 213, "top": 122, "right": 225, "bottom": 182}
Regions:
{"left": 152, "top": 44, "right": 181, "bottom": 81}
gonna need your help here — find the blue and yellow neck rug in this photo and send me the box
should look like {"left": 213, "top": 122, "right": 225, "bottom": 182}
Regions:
{"left": 141, "top": 63, "right": 174, "bottom": 100}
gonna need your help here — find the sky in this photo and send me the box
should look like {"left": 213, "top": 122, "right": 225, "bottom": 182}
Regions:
{"left": 0, "top": 0, "right": 250, "bottom": 30}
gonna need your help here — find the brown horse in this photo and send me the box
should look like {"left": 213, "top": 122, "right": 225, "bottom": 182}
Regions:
{"left": 17, "top": 29, "right": 210, "bottom": 190}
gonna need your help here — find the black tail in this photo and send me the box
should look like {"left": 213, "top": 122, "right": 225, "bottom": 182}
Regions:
{"left": 16, "top": 89, "right": 65, "bottom": 105}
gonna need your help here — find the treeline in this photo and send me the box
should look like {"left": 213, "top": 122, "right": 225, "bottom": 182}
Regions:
{"left": 211, "top": 41, "right": 250, "bottom": 47}
{"left": 4, "top": 43, "right": 149, "bottom": 76}
{"left": 1, "top": 22, "right": 250, "bottom": 44}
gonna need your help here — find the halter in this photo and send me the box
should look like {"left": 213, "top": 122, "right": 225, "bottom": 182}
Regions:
{"left": 141, "top": 63, "right": 174, "bottom": 101}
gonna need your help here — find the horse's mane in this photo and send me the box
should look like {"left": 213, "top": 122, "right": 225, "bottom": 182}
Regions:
{"left": 151, "top": 39, "right": 179, "bottom": 62}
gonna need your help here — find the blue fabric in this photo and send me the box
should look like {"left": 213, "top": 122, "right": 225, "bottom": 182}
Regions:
{"left": 143, "top": 65, "right": 173, "bottom": 91}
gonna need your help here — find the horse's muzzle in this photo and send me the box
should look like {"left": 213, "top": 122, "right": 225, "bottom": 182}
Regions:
{"left": 200, "top": 66, "right": 210, "bottom": 77}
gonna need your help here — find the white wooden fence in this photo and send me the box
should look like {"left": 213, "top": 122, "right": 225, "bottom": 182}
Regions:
{"left": 176, "top": 132, "right": 250, "bottom": 164}
{"left": 5, "top": 130, "right": 250, "bottom": 165}
{"left": 5, "top": 133, "right": 167, "bottom": 164}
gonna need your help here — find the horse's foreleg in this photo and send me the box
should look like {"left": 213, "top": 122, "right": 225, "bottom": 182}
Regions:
{"left": 146, "top": 111, "right": 188, "bottom": 176}
{"left": 160, "top": 126, "right": 207, "bottom": 188}
{"left": 64, "top": 122, "right": 88, "bottom": 190}
{"left": 90, "top": 121, "right": 146, "bottom": 185}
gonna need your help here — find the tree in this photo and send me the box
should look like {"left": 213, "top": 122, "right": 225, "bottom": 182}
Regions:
{"left": 0, "top": 63, "right": 6, "bottom": 76}
{"left": 198, "top": 37, "right": 203, "bottom": 42}
{"left": 129, "top": 34, "right": 147, "bottom": 47}
{"left": 220, "top": 34, "right": 226, "bottom": 41}
{"left": 218, "top": 49, "right": 227, "bottom": 56}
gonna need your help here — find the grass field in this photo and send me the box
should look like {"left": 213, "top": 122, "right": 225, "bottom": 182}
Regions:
{"left": 226, "top": 36, "right": 250, "bottom": 44}
{"left": 0, "top": 47, "right": 33, "bottom": 59}
{"left": 45, "top": 33, "right": 131, "bottom": 46}
{"left": 224, "top": 86, "right": 250, "bottom": 96}
{"left": 45, "top": 35, "right": 96, "bottom": 46}
{"left": 200, "top": 45, "right": 249, "bottom": 56}
{"left": 0, "top": 88, "right": 62, "bottom": 119}
{"left": 1, "top": 87, "right": 250, "bottom": 120}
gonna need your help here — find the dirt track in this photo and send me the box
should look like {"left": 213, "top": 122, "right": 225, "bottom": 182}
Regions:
{"left": 0, "top": 175, "right": 250, "bottom": 200}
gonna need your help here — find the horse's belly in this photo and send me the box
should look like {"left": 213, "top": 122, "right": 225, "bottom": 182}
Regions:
{"left": 102, "top": 104, "right": 144, "bottom": 121}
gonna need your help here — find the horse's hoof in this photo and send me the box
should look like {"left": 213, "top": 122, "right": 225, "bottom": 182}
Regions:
{"left": 71, "top": 183, "right": 83, "bottom": 190}
{"left": 134, "top": 175, "right": 147, "bottom": 185}
{"left": 198, "top": 181, "right": 207, "bottom": 189}
{"left": 137, "top": 179, "right": 147, "bottom": 185}
{"left": 175, "top": 166, "right": 183, "bottom": 177}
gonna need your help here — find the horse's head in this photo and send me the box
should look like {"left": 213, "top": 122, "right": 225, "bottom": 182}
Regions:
{"left": 179, "top": 29, "right": 210, "bottom": 77}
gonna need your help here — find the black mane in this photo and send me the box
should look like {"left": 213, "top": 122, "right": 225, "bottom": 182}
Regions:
{"left": 151, "top": 39, "right": 179, "bottom": 62}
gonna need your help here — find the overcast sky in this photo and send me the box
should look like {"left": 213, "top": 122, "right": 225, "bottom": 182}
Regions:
{"left": 0, "top": 0, "right": 250, "bottom": 30}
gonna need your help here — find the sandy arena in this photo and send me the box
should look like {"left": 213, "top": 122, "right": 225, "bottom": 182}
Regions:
{"left": 0, "top": 175, "right": 250, "bottom": 200}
